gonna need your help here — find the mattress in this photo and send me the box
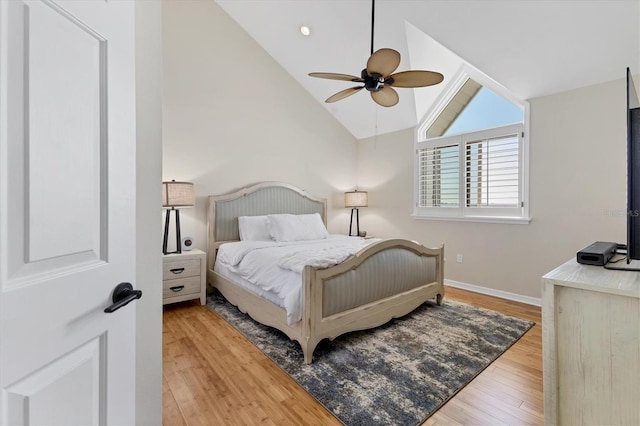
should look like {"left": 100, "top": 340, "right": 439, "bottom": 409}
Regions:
{"left": 214, "top": 261, "right": 286, "bottom": 310}
{"left": 214, "top": 235, "right": 378, "bottom": 323}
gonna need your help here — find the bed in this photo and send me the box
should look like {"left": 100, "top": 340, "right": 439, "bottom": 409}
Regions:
{"left": 207, "top": 182, "right": 444, "bottom": 364}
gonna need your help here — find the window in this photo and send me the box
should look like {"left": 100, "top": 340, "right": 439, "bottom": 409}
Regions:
{"left": 416, "top": 124, "right": 524, "bottom": 219}
{"left": 414, "top": 70, "right": 529, "bottom": 223}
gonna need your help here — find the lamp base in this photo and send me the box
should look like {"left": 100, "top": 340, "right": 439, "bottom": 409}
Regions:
{"left": 348, "top": 208, "right": 360, "bottom": 237}
{"left": 162, "top": 208, "right": 182, "bottom": 254}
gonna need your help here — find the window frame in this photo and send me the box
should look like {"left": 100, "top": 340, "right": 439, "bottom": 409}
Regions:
{"left": 413, "top": 66, "right": 530, "bottom": 224}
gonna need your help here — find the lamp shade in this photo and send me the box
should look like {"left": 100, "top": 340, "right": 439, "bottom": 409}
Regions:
{"left": 162, "top": 181, "right": 195, "bottom": 208}
{"left": 344, "top": 190, "right": 368, "bottom": 208}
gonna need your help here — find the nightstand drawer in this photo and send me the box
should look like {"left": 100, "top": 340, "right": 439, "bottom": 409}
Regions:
{"left": 163, "top": 259, "right": 200, "bottom": 280}
{"left": 162, "top": 249, "right": 206, "bottom": 306}
{"left": 163, "top": 276, "right": 201, "bottom": 298}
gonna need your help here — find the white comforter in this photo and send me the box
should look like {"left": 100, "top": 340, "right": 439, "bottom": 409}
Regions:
{"left": 215, "top": 235, "right": 379, "bottom": 324}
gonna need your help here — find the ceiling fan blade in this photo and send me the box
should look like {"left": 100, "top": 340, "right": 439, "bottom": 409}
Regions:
{"left": 325, "top": 86, "right": 364, "bottom": 103}
{"left": 309, "top": 72, "right": 364, "bottom": 82}
{"left": 371, "top": 86, "right": 399, "bottom": 107}
{"left": 387, "top": 70, "right": 444, "bottom": 88}
{"left": 366, "top": 48, "right": 401, "bottom": 77}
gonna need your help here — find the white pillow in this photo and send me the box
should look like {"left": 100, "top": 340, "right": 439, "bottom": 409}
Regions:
{"left": 267, "top": 213, "right": 328, "bottom": 242}
{"left": 238, "top": 215, "right": 272, "bottom": 241}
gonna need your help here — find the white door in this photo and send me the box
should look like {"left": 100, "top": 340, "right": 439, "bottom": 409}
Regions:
{"left": 0, "top": 0, "right": 137, "bottom": 424}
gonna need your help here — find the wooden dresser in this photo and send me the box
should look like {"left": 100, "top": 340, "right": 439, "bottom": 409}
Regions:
{"left": 163, "top": 249, "right": 206, "bottom": 306}
{"left": 542, "top": 260, "right": 640, "bottom": 425}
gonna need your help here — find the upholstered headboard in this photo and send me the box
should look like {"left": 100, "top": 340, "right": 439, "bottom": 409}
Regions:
{"left": 207, "top": 182, "right": 327, "bottom": 269}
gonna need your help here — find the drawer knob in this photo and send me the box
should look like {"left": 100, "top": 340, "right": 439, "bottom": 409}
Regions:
{"left": 169, "top": 285, "right": 185, "bottom": 293}
{"left": 170, "top": 267, "right": 185, "bottom": 274}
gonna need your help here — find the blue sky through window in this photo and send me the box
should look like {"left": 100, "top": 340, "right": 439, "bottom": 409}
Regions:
{"left": 445, "top": 87, "right": 523, "bottom": 136}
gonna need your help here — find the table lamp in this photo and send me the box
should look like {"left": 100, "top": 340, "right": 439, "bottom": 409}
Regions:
{"left": 162, "top": 180, "right": 195, "bottom": 254}
{"left": 344, "top": 190, "right": 368, "bottom": 237}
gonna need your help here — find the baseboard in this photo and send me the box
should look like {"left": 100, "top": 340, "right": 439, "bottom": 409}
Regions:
{"left": 444, "top": 279, "right": 541, "bottom": 307}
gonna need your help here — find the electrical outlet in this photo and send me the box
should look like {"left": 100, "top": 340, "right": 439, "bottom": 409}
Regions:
{"left": 456, "top": 254, "right": 463, "bottom": 263}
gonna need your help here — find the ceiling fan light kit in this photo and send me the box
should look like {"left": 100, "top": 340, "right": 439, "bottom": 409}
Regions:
{"left": 309, "top": 0, "right": 444, "bottom": 107}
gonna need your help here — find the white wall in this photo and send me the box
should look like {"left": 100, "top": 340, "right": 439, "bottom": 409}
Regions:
{"left": 162, "top": 0, "right": 359, "bottom": 249}
{"left": 357, "top": 78, "right": 627, "bottom": 300}
{"left": 135, "top": 2, "right": 163, "bottom": 424}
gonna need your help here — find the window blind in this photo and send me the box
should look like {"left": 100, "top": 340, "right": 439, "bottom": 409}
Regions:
{"left": 418, "top": 144, "right": 459, "bottom": 207}
{"left": 465, "top": 135, "right": 519, "bottom": 208}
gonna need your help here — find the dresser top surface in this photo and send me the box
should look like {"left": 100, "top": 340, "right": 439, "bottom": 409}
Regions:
{"left": 543, "top": 259, "right": 640, "bottom": 298}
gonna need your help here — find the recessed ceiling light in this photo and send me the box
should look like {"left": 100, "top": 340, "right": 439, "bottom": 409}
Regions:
{"left": 300, "top": 26, "right": 311, "bottom": 36}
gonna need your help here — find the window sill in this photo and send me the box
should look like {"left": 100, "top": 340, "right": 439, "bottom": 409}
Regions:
{"left": 411, "top": 214, "right": 531, "bottom": 225}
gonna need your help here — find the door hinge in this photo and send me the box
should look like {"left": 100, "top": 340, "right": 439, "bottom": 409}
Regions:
{"left": 521, "top": 201, "right": 524, "bottom": 207}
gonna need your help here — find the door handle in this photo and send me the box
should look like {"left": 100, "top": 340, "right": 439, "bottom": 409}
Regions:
{"left": 104, "top": 282, "right": 142, "bottom": 313}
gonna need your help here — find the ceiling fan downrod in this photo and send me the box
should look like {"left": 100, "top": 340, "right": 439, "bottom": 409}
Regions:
{"left": 370, "top": 0, "right": 375, "bottom": 55}
{"left": 363, "top": 0, "right": 383, "bottom": 92}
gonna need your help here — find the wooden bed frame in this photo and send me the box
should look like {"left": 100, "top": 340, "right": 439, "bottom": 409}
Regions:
{"left": 207, "top": 182, "right": 444, "bottom": 364}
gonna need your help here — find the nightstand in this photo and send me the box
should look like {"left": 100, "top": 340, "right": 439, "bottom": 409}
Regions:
{"left": 162, "top": 249, "right": 206, "bottom": 306}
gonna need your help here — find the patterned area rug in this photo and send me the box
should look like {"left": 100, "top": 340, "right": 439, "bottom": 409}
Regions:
{"left": 207, "top": 291, "right": 534, "bottom": 426}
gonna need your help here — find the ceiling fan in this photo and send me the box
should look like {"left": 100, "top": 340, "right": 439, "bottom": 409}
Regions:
{"left": 308, "top": 0, "right": 444, "bottom": 107}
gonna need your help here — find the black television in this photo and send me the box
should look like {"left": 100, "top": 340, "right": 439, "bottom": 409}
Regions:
{"left": 626, "top": 67, "right": 640, "bottom": 262}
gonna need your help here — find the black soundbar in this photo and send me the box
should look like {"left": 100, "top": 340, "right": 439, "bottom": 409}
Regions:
{"left": 576, "top": 241, "right": 618, "bottom": 266}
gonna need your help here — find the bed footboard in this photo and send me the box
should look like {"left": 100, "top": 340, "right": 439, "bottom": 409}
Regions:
{"left": 299, "top": 238, "right": 444, "bottom": 364}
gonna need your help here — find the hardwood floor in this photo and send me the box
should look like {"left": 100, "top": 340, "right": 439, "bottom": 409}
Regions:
{"left": 163, "top": 286, "right": 543, "bottom": 425}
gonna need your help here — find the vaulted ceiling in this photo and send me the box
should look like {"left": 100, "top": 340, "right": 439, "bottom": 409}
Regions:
{"left": 216, "top": 0, "right": 640, "bottom": 139}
